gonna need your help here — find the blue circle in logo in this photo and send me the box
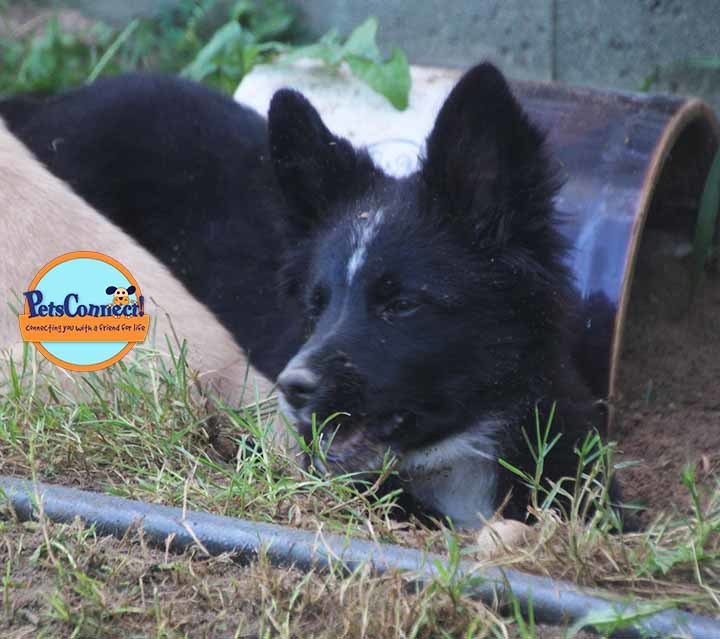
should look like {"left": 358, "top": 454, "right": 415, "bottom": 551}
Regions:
{"left": 35, "top": 257, "right": 135, "bottom": 366}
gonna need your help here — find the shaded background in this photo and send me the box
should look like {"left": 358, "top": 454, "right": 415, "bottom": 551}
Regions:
{"left": 60, "top": 0, "right": 720, "bottom": 112}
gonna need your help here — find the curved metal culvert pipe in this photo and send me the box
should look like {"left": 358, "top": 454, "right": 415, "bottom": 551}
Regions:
{"left": 2, "top": 476, "right": 718, "bottom": 638}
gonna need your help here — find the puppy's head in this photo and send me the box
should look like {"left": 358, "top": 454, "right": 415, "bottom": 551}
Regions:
{"left": 269, "top": 63, "right": 570, "bottom": 475}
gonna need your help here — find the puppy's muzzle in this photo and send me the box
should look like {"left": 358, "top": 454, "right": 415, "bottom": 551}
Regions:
{"left": 277, "top": 366, "right": 318, "bottom": 411}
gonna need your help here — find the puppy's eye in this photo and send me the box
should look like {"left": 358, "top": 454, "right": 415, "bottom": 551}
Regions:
{"left": 384, "top": 298, "right": 421, "bottom": 318}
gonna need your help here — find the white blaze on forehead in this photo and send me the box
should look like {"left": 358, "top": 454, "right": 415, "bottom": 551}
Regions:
{"left": 346, "top": 208, "right": 385, "bottom": 283}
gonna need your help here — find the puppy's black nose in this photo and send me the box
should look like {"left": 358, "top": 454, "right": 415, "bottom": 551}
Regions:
{"left": 277, "top": 367, "right": 318, "bottom": 409}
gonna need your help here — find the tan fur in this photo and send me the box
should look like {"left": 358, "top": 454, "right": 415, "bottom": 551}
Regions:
{"left": 0, "top": 118, "right": 275, "bottom": 408}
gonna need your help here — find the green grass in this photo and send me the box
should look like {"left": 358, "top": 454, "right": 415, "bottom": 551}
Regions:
{"left": 0, "top": 0, "right": 411, "bottom": 108}
{"left": 0, "top": 343, "right": 718, "bottom": 637}
{"left": 0, "top": 343, "right": 402, "bottom": 538}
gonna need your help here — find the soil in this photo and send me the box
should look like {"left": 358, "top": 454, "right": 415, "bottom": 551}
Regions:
{"left": 614, "top": 229, "right": 720, "bottom": 520}
{"left": 0, "top": 517, "right": 594, "bottom": 639}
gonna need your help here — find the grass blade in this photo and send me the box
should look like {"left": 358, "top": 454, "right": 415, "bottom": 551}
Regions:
{"left": 86, "top": 18, "right": 140, "bottom": 84}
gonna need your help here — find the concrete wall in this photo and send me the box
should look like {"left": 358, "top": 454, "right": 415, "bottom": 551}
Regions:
{"left": 65, "top": 0, "right": 179, "bottom": 24}
{"left": 289, "top": 0, "right": 720, "bottom": 112}
{"left": 65, "top": 0, "right": 720, "bottom": 112}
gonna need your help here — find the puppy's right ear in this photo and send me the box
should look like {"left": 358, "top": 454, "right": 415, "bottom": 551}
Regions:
{"left": 105, "top": 286, "right": 117, "bottom": 295}
{"left": 268, "top": 89, "right": 376, "bottom": 232}
{"left": 422, "top": 63, "right": 556, "bottom": 249}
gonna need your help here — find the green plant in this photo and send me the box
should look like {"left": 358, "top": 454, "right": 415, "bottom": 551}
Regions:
{"left": 0, "top": 17, "right": 118, "bottom": 94}
{"left": 282, "top": 17, "right": 411, "bottom": 109}
{"left": 498, "top": 407, "right": 627, "bottom": 542}
{"left": 181, "top": 10, "right": 411, "bottom": 108}
{"left": 508, "top": 592, "right": 535, "bottom": 639}
{"left": 497, "top": 404, "right": 563, "bottom": 513}
{"left": 0, "top": 2, "right": 411, "bottom": 109}
{"left": 179, "top": 0, "right": 296, "bottom": 93}
{"left": 2, "top": 336, "right": 720, "bottom": 634}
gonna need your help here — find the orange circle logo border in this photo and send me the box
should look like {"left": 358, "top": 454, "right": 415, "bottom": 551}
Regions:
{"left": 23, "top": 251, "right": 143, "bottom": 373}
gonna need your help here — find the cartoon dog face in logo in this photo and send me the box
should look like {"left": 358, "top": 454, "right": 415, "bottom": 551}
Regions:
{"left": 106, "top": 285, "right": 136, "bottom": 306}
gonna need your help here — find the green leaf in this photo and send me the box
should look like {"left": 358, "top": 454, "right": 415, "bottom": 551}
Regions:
{"left": 242, "top": 43, "right": 261, "bottom": 73}
{"left": 342, "top": 17, "right": 381, "bottom": 60}
{"left": 181, "top": 21, "right": 244, "bottom": 82}
{"left": 232, "top": 0, "right": 294, "bottom": 42}
{"left": 230, "top": 0, "right": 255, "bottom": 21}
{"left": 281, "top": 18, "right": 411, "bottom": 110}
{"left": 87, "top": 18, "right": 140, "bottom": 84}
{"left": 283, "top": 29, "right": 344, "bottom": 66}
{"left": 691, "top": 147, "right": 720, "bottom": 296}
{"left": 346, "top": 47, "right": 410, "bottom": 110}
{"left": 250, "top": 8, "right": 294, "bottom": 42}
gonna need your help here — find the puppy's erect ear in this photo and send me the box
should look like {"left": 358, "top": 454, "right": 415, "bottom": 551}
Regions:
{"left": 105, "top": 286, "right": 117, "bottom": 295}
{"left": 126, "top": 285, "right": 136, "bottom": 295}
{"left": 268, "top": 89, "right": 377, "bottom": 232}
{"left": 422, "top": 63, "right": 558, "bottom": 247}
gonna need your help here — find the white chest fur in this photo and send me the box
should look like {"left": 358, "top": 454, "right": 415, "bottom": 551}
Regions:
{"left": 398, "top": 421, "right": 502, "bottom": 529}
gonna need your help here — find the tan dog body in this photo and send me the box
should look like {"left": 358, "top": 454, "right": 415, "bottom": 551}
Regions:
{"left": 0, "top": 118, "right": 274, "bottom": 406}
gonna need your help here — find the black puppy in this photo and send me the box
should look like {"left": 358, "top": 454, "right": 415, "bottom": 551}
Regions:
{"left": 1, "top": 64, "right": 616, "bottom": 527}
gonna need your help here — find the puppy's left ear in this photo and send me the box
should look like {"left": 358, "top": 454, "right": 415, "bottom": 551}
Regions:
{"left": 269, "top": 89, "right": 377, "bottom": 233}
{"left": 422, "top": 63, "right": 557, "bottom": 246}
{"left": 126, "top": 285, "right": 136, "bottom": 295}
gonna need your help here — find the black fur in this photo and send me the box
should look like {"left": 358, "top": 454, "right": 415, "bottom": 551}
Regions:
{"left": 1, "top": 64, "right": 620, "bottom": 524}
{"left": 1, "top": 74, "right": 304, "bottom": 377}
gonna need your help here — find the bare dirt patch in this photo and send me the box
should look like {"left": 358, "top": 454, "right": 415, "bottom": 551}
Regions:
{"left": 614, "top": 229, "right": 720, "bottom": 519}
{"left": 5, "top": 515, "right": 586, "bottom": 639}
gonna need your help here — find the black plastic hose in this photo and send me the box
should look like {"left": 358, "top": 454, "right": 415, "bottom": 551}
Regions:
{"left": 2, "top": 475, "right": 718, "bottom": 638}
